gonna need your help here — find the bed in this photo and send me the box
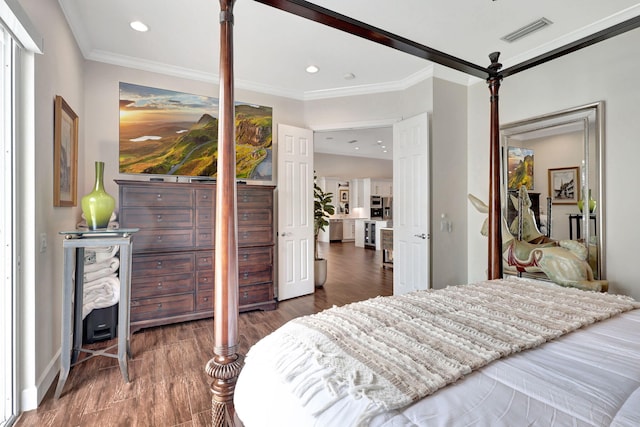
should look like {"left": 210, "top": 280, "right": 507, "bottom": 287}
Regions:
{"left": 207, "top": 1, "right": 640, "bottom": 425}
{"left": 235, "top": 277, "right": 640, "bottom": 426}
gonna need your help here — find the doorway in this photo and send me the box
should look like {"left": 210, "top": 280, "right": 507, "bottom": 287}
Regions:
{"left": 312, "top": 125, "right": 393, "bottom": 293}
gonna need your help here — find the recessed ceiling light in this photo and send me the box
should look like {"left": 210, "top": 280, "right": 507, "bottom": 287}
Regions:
{"left": 306, "top": 65, "right": 319, "bottom": 74}
{"left": 381, "top": 145, "right": 386, "bottom": 149}
{"left": 355, "top": 147, "right": 360, "bottom": 150}
{"left": 130, "top": 21, "right": 149, "bottom": 32}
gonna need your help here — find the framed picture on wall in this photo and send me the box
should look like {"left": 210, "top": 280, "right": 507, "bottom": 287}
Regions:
{"left": 339, "top": 188, "right": 349, "bottom": 203}
{"left": 548, "top": 166, "right": 580, "bottom": 204}
{"left": 507, "top": 146, "right": 534, "bottom": 190}
{"left": 53, "top": 95, "right": 78, "bottom": 207}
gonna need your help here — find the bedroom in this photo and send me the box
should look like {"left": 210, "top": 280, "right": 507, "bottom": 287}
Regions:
{"left": 3, "top": 0, "right": 640, "bottom": 424}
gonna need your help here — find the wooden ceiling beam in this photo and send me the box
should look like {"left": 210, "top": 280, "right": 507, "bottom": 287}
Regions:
{"left": 253, "top": 0, "right": 491, "bottom": 79}
{"left": 254, "top": 0, "right": 640, "bottom": 82}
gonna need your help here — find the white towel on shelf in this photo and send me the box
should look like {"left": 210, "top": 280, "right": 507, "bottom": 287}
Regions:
{"left": 84, "top": 245, "right": 120, "bottom": 264}
{"left": 82, "top": 274, "right": 120, "bottom": 319}
{"left": 83, "top": 257, "right": 120, "bottom": 282}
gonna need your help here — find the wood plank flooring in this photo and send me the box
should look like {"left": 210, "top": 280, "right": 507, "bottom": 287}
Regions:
{"left": 15, "top": 242, "right": 392, "bottom": 427}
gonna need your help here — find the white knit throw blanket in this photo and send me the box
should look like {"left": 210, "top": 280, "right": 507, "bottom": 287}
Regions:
{"left": 247, "top": 278, "right": 640, "bottom": 424}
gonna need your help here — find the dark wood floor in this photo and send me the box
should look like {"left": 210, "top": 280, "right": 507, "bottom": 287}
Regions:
{"left": 16, "top": 242, "right": 392, "bottom": 426}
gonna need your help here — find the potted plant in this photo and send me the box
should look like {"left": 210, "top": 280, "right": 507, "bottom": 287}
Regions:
{"left": 314, "top": 174, "right": 335, "bottom": 287}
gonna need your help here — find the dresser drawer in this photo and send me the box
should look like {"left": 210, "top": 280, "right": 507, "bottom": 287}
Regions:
{"left": 121, "top": 186, "right": 193, "bottom": 207}
{"left": 196, "top": 229, "right": 214, "bottom": 247}
{"left": 131, "top": 294, "right": 194, "bottom": 322}
{"left": 238, "top": 226, "right": 274, "bottom": 247}
{"left": 196, "top": 207, "right": 214, "bottom": 228}
{"left": 238, "top": 208, "right": 273, "bottom": 227}
{"left": 196, "top": 251, "right": 214, "bottom": 269}
{"left": 239, "top": 262, "right": 272, "bottom": 285}
{"left": 133, "top": 229, "right": 194, "bottom": 252}
{"left": 238, "top": 187, "right": 273, "bottom": 208}
{"left": 122, "top": 208, "right": 193, "bottom": 229}
{"left": 238, "top": 246, "right": 272, "bottom": 266}
{"left": 196, "top": 189, "right": 215, "bottom": 207}
{"left": 239, "top": 283, "right": 273, "bottom": 306}
{"left": 132, "top": 273, "right": 194, "bottom": 299}
{"left": 132, "top": 252, "right": 195, "bottom": 277}
{"left": 196, "top": 270, "right": 214, "bottom": 289}
{"left": 195, "top": 291, "right": 214, "bottom": 311}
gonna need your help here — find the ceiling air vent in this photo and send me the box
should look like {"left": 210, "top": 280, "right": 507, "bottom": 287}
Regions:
{"left": 501, "top": 18, "right": 553, "bottom": 43}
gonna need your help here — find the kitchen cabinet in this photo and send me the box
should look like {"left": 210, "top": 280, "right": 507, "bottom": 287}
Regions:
{"left": 342, "top": 219, "right": 355, "bottom": 241}
{"left": 350, "top": 179, "right": 368, "bottom": 209}
{"left": 371, "top": 179, "right": 392, "bottom": 197}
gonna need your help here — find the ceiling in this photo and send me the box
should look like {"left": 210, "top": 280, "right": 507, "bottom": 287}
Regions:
{"left": 58, "top": 0, "right": 640, "bottom": 159}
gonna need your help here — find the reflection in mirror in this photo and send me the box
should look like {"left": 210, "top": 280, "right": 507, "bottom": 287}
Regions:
{"left": 500, "top": 102, "right": 605, "bottom": 281}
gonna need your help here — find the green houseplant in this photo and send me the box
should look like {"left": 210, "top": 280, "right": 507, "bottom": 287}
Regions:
{"left": 314, "top": 175, "right": 335, "bottom": 287}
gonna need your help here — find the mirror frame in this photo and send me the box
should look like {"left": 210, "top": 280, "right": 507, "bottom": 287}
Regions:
{"left": 500, "top": 101, "right": 605, "bottom": 280}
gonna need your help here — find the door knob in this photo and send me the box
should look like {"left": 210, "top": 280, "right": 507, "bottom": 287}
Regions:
{"left": 414, "top": 233, "right": 427, "bottom": 239}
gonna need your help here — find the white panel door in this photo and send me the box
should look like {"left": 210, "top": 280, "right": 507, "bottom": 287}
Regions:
{"left": 277, "top": 124, "right": 314, "bottom": 300}
{"left": 393, "top": 113, "right": 430, "bottom": 295}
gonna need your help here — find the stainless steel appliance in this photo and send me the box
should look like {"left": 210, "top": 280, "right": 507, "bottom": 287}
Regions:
{"left": 364, "top": 221, "right": 376, "bottom": 248}
{"left": 382, "top": 197, "right": 392, "bottom": 220}
{"left": 329, "top": 219, "right": 343, "bottom": 242}
{"left": 370, "top": 207, "right": 382, "bottom": 219}
{"left": 371, "top": 195, "right": 382, "bottom": 208}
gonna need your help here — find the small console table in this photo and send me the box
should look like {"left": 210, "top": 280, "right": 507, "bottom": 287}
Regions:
{"left": 54, "top": 228, "right": 138, "bottom": 399}
{"left": 568, "top": 214, "right": 596, "bottom": 240}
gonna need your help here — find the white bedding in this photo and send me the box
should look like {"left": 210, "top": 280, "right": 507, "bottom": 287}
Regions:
{"left": 236, "top": 283, "right": 640, "bottom": 426}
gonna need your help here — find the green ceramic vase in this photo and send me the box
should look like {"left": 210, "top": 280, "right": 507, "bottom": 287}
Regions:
{"left": 577, "top": 190, "right": 596, "bottom": 213}
{"left": 81, "top": 161, "right": 115, "bottom": 230}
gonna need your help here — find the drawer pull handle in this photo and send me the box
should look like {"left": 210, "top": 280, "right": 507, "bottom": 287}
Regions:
{"left": 242, "top": 195, "right": 249, "bottom": 202}
{"left": 156, "top": 194, "right": 162, "bottom": 199}
{"left": 242, "top": 213, "right": 248, "bottom": 220}
{"left": 157, "top": 282, "right": 163, "bottom": 288}
{"left": 243, "top": 272, "right": 249, "bottom": 279}
{"left": 156, "top": 215, "right": 163, "bottom": 222}
{"left": 243, "top": 291, "right": 248, "bottom": 298}
{"left": 203, "top": 297, "right": 209, "bottom": 302}
{"left": 243, "top": 254, "right": 249, "bottom": 260}
{"left": 157, "top": 236, "right": 163, "bottom": 241}
{"left": 202, "top": 277, "right": 208, "bottom": 282}
{"left": 203, "top": 194, "right": 208, "bottom": 199}
{"left": 157, "top": 303, "right": 163, "bottom": 309}
{"left": 156, "top": 261, "right": 163, "bottom": 268}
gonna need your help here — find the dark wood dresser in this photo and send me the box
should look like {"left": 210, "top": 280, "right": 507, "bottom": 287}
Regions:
{"left": 116, "top": 180, "right": 277, "bottom": 332}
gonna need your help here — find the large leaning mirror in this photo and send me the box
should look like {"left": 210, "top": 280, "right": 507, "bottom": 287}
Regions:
{"left": 500, "top": 102, "right": 605, "bottom": 281}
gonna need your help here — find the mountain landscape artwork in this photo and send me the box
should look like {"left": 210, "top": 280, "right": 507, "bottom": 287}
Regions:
{"left": 507, "top": 146, "right": 534, "bottom": 190}
{"left": 119, "top": 82, "right": 273, "bottom": 180}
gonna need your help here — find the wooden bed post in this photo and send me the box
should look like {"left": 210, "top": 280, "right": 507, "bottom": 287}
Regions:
{"left": 487, "top": 52, "right": 503, "bottom": 279}
{"left": 206, "top": 0, "right": 244, "bottom": 425}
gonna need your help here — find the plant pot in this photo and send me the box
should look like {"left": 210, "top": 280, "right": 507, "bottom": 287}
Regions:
{"left": 314, "top": 258, "right": 328, "bottom": 288}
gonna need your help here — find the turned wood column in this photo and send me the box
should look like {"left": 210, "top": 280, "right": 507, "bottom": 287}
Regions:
{"left": 206, "top": 1, "right": 244, "bottom": 425}
{"left": 487, "top": 52, "right": 503, "bottom": 280}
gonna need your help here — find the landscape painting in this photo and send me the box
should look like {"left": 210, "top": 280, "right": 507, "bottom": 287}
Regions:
{"left": 119, "top": 82, "right": 273, "bottom": 180}
{"left": 507, "top": 146, "right": 534, "bottom": 190}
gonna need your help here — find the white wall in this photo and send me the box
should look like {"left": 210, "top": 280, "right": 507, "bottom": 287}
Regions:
{"left": 314, "top": 153, "right": 391, "bottom": 179}
{"left": 431, "top": 78, "right": 468, "bottom": 288}
{"left": 468, "top": 27, "right": 640, "bottom": 300}
{"left": 82, "top": 61, "right": 306, "bottom": 211}
{"left": 17, "top": 0, "right": 86, "bottom": 408}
